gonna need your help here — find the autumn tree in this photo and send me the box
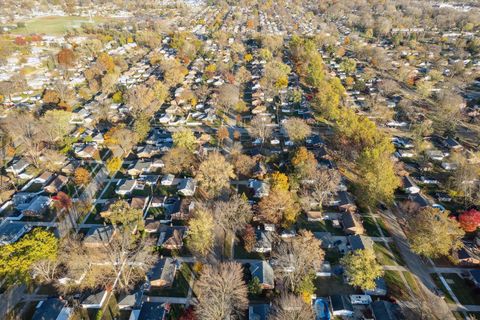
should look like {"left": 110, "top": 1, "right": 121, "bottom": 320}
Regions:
{"left": 407, "top": 208, "right": 464, "bottom": 258}
{"left": 283, "top": 118, "right": 311, "bottom": 143}
{"left": 162, "top": 147, "right": 195, "bottom": 175}
{"left": 259, "top": 188, "right": 300, "bottom": 227}
{"left": 270, "top": 294, "right": 314, "bottom": 320}
{"left": 173, "top": 128, "right": 197, "bottom": 152}
{"left": 74, "top": 167, "right": 90, "bottom": 186}
{"left": 101, "top": 200, "right": 144, "bottom": 233}
{"left": 458, "top": 209, "right": 480, "bottom": 233}
{"left": 57, "top": 48, "right": 76, "bottom": 68}
{"left": 196, "top": 152, "right": 235, "bottom": 198}
{"left": 195, "top": 262, "right": 248, "bottom": 320}
{"left": 217, "top": 126, "right": 229, "bottom": 145}
{"left": 242, "top": 224, "right": 256, "bottom": 253}
{"left": 273, "top": 230, "right": 324, "bottom": 294}
{"left": 106, "top": 156, "right": 122, "bottom": 175}
{"left": 268, "top": 171, "right": 289, "bottom": 191}
{"left": 0, "top": 229, "right": 58, "bottom": 284}
{"left": 187, "top": 208, "right": 214, "bottom": 257}
{"left": 341, "top": 249, "right": 383, "bottom": 291}
{"left": 291, "top": 147, "right": 317, "bottom": 181}
{"left": 125, "top": 84, "right": 156, "bottom": 118}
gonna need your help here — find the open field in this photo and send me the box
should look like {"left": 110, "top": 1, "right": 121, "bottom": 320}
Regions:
{"left": 11, "top": 16, "right": 106, "bottom": 35}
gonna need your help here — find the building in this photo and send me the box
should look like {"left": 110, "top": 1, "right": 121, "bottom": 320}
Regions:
{"left": 330, "top": 295, "right": 354, "bottom": 317}
{"left": 0, "top": 222, "right": 31, "bottom": 245}
{"left": 32, "top": 298, "right": 72, "bottom": 320}
{"left": 249, "top": 261, "right": 275, "bottom": 290}
{"left": 149, "top": 257, "right": 177, "bottom": 288}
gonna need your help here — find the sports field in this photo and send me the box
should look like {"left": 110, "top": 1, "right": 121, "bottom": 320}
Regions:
{"left": 12, "top": 16, "right": 105, "bottom": 35}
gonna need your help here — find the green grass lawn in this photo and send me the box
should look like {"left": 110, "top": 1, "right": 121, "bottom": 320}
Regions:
{"left": 296, "top": 214, "right": 345, "bottom": 235}
{"left": 13, "top": 16, "right": 107, "bottom": 35}
{"left": 314, "top": 276, "right": 356, "bottom": 297}
{"left": 431, "top": 273, "right": 455, "bottom": 303}
{"left": 149, "top": 263, "right": 191, "bottom": 298}
{"left": 362, "top": 215, "right": 381, "bottom": 237}
{"left": 388, "top": 242, "right": 405, "bottom": 266}
{"left": 373, "top": 242, "right": 397, "bottom": 266}
{"left": 402, "top": 271, "right": 421, "bottom": 297}
{"left": 441, "top": 273, "right": 480, "bottom": 305}
{"left": 384, "top": 270, "right": 410, "bottom": 300}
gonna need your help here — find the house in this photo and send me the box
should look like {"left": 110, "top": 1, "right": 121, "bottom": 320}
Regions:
{"left": 249, "top": 179, "right": 270, "bottom": 198}
{"left": 74, "top": 144, "right": 98, "bottom": 159}
{"left": 337, "top": 191, "right": 357, "bottom": 212}
{"left": 44, "top": 175, "right": 68, "bottom": 193}
{"left": 402, "top": 176, "right": 420, "bottom": 194}
{"left": 161, "top": 174, "right": 175, "bottom": 186}
{"left": 248, "top": 304, "right": 270, "bottom": 320}
{"left": 157, "top": 226, "right": 186, "bottom": 250}
{"left": 6, "top": 158, "right": 30, "bottom": 175}
{"left": 22, "top": 196, "right": 51, "bottom": 216}
{"left": 151, "top": 195, "right": 166, "bottom": 208}
{"left": 364, "top": 277, "right": 387, "bottom": 296}
{"left": 307, "top": 210, "right": 324, "bottom": 221}
{"left": 330, "top": 295, "right": 354, "bottom": 317}
{"left": 313, "top": 298, "right": 330, "bottom": 320}
{"left": 371, "top": 301, "right": 399, "bottom": 320}
{"left": 408, "top": 193, "right": 430, "bottom": 208}
{"left": 128, "top": 160, "right": 164, "bottom": 176}
{"left": 436, "top": 192, "right": 452, "bottom": 202}
{"left": 0, "top": 222, "right": 31, "bottom": 245}
{"left": 177, "top": 178, "right": 196, "bottom": 196}
{"left": 348, "top": 235, "right": 374, "bottom": 251}
{"left": 34, "top": 171, "right": 54, "bottom": 184}
{"left": 32, "top": 298, "right": 72, "bottom": 320}
{"left": 149, "top": 257, "right": 177, "bottom": 288}
{"left": 443, "top": 137, "right": 463, "bottom": 151}
{"left": 117, "top": 291, "right": 142, "bottom": 310}
{"left": 116, "top": 180, "right": 138, "bottom": 196}
{"left": 83, "top": 226, "right": 115, "bottom": 248}
{"left": 249, "top": 261, "right": 275, "bottom": 290}
{"left": 137, "top": 145, "right": 160, "bottom": 158}
{"left": 137, "top": 302, "right": 169, "bottom": 320}
{"left": 350, "top": 295, "right": 372, "bottom": 305}
{"left": 441, "top": 162, "right": 458, "bottom": 171}
{"left": 342, "top": 212, "right": 364, "bottom": 235}
{"left": 81, "top": 290, "right": 108, "bottom": 309}
{"left": 254, "top": 230, "right": 273, "bottom": 253}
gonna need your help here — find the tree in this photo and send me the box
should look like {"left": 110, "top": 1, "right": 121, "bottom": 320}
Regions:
{"left": 291, "top": 147, "right": 317, "bottom": 181}
{"left": 273, "top": 230, "right": 324, "bottom": 293}
{"left": 196, "top": 152, "right": 235, "bottom": 198}
{"left": 268, "top": 171, "right": 289, "bottom": 191}
{"left": 243, "top": 224, "right": 256, "bottom": 253}
{"left": 248, "top": 277, "right": 262, "bottom": 295}
{"left": 187, "top": 208, "right": 214, "bottom": 257}
{"left": 173, "top": 128, "right": 197, "bottom": 152}
{"left": 133, "top": 114, "right": 151, "bottom": 142}
{"left": 0, "top": 229, "right": 58, "bottom": 284}
{"left": 341, "top": 249, "right": 383, "bottom": 291}
{"left": 300, "top": 169, "right": 341, "bottom": 212}
{"left": 407, "top": 208, "right": 464, "bottom": 258}
{"left": 458, "top": 209, "right": 480, "bottom": 233}
{"left": 259, "top": 189, "right": 300, "bottom": 227}
{"left": 40, "top": 110, "right": 72, "bottom": 144}
{"left": 195, "top": 262, "right": 248, "bottom": 320}
{"left": 356, "top": 140, "right": 399, "bottom": 208}
{"left": 57, "top": 48, "right": 76, "bottom": 68}
{"left": 96, "top": 53, "right": 115, "bottom": 74}
{"left": 125, "top": 84, "right": 156, "bottom": 118}
{"left": 270, "top": 294, "right": 314, "bottom": 320}
{"left": 101, "top": 200, "right": 143, "bottom": 233}
{"left": 162, "top": 147, "right": 195, "bottom": 175}
{"left": 74, "top": 167, "right": 90, "bottom": 186}
{"left": 248, "top": 115, "right": 273, "bottom": 144}
{"left": 53, "top": 191, "right": 72, "bottom": 215}
{"left": 283, "top": 118, "right": 311, "bottom": 143}
{"left": 217, "top": 126, "right": 229, "bottom": 145}
{"left": 217, "top": 84, "right": 240, "bottom": 111}
{"left": 106, "top": 157, "right": 122, "bottom": 175}
{"left": 339, "top": 58, "right": 357, "bottom": 75}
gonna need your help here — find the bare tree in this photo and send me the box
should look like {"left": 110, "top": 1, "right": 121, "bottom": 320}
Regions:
{"left": 270, "top": 294, "right": 314, "bottom": 320}
{"left": 217, "top": 84, "right": 240, "bottom": 111}
{"left": 300, "top": 169, "right": 341, "bottom": 212}
{"left": 195, "top": 262, "right": 248, "bottom": 320}
{"left": 248, "top": 115, "right": 273, "bottom": 144}
{"left": 283, "top": 118, "right": 311, "bottom": 143}
{"left": 272, "top": 230, "right": 324, "bottom": 292}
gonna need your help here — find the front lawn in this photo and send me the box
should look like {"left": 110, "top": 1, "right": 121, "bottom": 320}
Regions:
{"left": 384, "top": 270, "right": 410, "bottom": 300}
{"left": 314, "top": 276, "right": 356, "bottom": 297}
{"left": 441, "top": 273, "right": 480, "bottom": 305}
{"left": 373, "top": 242, "right": 397, "bottom": 266}
{"left": 233, "top": 243, "right": 267, "bottom": 260}
{"left": 296, "top": 214, "right": 345, "bottom": 235}
{"left": 362, "top": 215, "right": 381, "bottom": 237}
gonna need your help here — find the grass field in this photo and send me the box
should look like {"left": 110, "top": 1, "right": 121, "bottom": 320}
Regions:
{"left": 12, "top": 16, "right": 105, "bottom": 35}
